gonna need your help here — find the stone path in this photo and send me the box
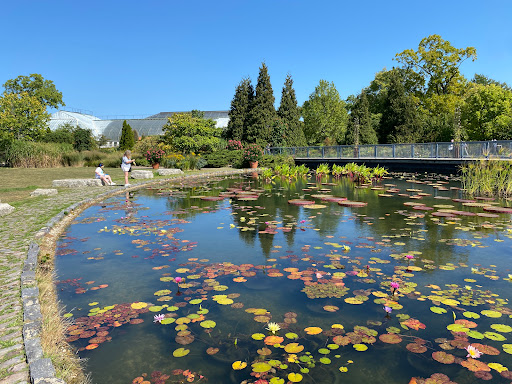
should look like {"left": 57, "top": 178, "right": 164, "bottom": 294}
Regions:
{"left": 0, "top": 169, "right": 253, "bottom": 384}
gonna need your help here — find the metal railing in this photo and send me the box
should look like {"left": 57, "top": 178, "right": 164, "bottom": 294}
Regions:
{"left": 267, "top": 140, "right": 512, "bottom": 160}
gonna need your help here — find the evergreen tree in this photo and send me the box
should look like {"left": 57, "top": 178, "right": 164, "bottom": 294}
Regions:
{"left": 345, "top": 91, "right": 378, "bottom": 144}
{"left": 244, "top": 63, "right": 276, "bottom": 144}
{"left": 379, "top": 69, "right": 423, "bottom": 143}
{"left": 277, "top": 74, "right": 306, "bottom": 146}
{"left": 225, "top": 78, "right": 253, "bottom": 141}
{"left": 132, "top": 129, "right": 139, "bottom": 143}
{"left": 119, "top": 120, "right": 135, "bottom": 150}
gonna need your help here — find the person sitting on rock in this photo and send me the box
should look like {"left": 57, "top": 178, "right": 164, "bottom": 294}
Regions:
{"left": 95, "top": 163, "right": 115, "bottom": 185}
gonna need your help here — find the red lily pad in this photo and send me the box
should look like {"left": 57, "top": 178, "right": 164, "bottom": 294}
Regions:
{"left": 379, "top": 333, "right": 402, "bottom": 344}
{"left": 461, "top": 358, "right": 490, "bottom": 372}
{"left": 432, "top": 351, "right": 455, "bottom": 364}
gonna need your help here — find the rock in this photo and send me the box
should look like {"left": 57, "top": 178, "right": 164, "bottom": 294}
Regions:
{"left": 29, "top": 358, "right": 56, "bottom": 382}
{"left": 157, "top": 168, "right": 184, "bottom": 176}
{"left": 0, "top": 203, "right": 15, "bottom": 216}
{"left": 131, "top": 170, "right": 154, "bottom": 179}
{"left": 52, "top": 179, "right": 103, "bottom": 187}
{"left": 30, "top": 188, "right": 58, "bottom": 197}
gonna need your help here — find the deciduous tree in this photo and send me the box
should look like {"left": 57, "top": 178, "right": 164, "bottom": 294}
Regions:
{"left": 302, "top": 80, "right": 348, "bottom": 145}
{"left": 3, "top": 73, "right": 65, "bottom": 109}
{"left": 0, "top": 92, "right": 49, "bottom": 141}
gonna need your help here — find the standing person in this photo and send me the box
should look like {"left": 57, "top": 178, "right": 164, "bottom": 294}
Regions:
{"left": 95, "top": 163, "right": 115, "bottom": 185}
{"left": 121, "top": 150, "right": 136, "bottom": 186}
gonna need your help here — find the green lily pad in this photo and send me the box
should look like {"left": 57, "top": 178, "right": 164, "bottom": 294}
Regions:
{"left": 353, "top": 344, "right": 368, "bottom": 351}
{"left": 430, "top": 306, "right": 447, "bottom": 314}
{"left": 463, "top": 311, "right": 481, "bottom": 319}
{"left": 252, "top": 362, "right": 272, "bottom": 373}
{"left": 319, "top": 357, "right": 331, "bottom": 364}
{"left": 200, "top": 320, "right": 216, "bottom": 329}
{"left": 481, "top": 310, "right": 502, "bottom": 318}
{"left": 491, "top": 324, "right": 512, "bottom": 333}
{"left": 172, "top": 348, "right": 190, "bottom": 357}
{"left": 484, "top": 331, "right": 506, "bottom": 341}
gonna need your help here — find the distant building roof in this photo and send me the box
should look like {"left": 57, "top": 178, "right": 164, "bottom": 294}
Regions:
{"left": 49, "top": 110, "right": 230, "bottom": 141}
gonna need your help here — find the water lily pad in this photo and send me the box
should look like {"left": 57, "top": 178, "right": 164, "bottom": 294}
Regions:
{"left": 430, "top": 307, "right": 447, "bottom": 314}
{"left": 491, "top": 324, "right": 512, "bottom": 333}
{"left": 353, "top": 344, "right": 368, "bottom": 351}
{"left": 172, "top": 348, "right": 190, "bottom": 357}
{"left": 304, "top": 327, "right": 323, "bottom": 335}
{"left": 432, "top": 351, "right": 455, "bottom": 364}
{"left": 264, "top": 335, "right": 284, "bottom": 345}
{"left": 288, "top": 372, "right": 303, "bottom": 382}
{"left": 481, "top": 310, "right": 502, "bottom": 318}
{"left": 200, "top": 320, "right": 216, "bottom": 329}
{"left": 232, "top": 361, "right": 247, "bottom": 370}
{"left": 284, "top": 343, "right": 304, "bottom": 353}
{"left": 379, "top": 333, "right": 402, "bottom": 344}
{"left": 252, "top": 333, "right": 266, "bottom": 340}
{"left": 252, "top": 362, "right": 272, "bottom": 373}
{"left": 484, "top": 331, "right": 506, "bottom": 341}
{"left": 319, "top": 357, "right": 331, "bottom": 364}
{"left": 461, "top": 358, "right": 490, "bottom": 372}
{"left": 285, "top": 333, "right": 299, "bottom": 339}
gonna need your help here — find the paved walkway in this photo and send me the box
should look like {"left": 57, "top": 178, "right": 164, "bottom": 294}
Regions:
{"left": 0, "top": 169, "right": 253, "bottom": 384}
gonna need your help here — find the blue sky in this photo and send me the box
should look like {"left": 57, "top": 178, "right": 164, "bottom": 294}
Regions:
{"left": 1, "top": 0, "right": 511, "bottom": 117}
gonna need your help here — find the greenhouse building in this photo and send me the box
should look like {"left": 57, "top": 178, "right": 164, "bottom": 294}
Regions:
{"left": 48, "top": 110, "right": 229, "bottom": 144}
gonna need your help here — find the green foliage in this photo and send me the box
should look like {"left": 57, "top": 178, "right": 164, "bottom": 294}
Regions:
{"left": 302, "top": 80, "right": 348, "bottom": 145}
{"left": 73, "top": 127, "right": 95, "bottom": 152}
{"left": 394, "top": 34, "right": 476, "bottom": 97}
{"left": 133, "top": 136, "right": 161, "bottom": 155}
{"left": 270, "top": 117, "right": 287, "bottom": 147}
{"left": 245, "top": 63, "right": 277, "bottom": 144}
{"left": 258, "top": 154, "right": 295, "bottom": 169}
{"left": 461, "top": 160, "right": 512, "bottom": 197}
{"left": 315, "top": 163, "right": 330, "bottom": 176}
{"left": 379, "top": 69, "right": 424, "bottom": 143}
{"left": 346, "top": 91, "right": 378, "bottom": 145}
{"left": 462, "top": 83, "right": 512, "bottom": 140}
{"left": 162, "top": 112, "right": 222, "bottom": 154}
{"left": 204, "top": 149, "right": 243, "bottom": 168}
{"left": 226, "top": 78, "right": 253, "bottom": 141}
{"left": 43, "top": 123, "right": 75, "bottom": 144}
{"left": 472, "top": 74, "right": 511, "bottom": 91}
{"left": 242, "top": 143, "right": 263, "bottom": 163}
{"left": 81, "top": 150, "right": 124, "bottom": 167}
{"left": 119, "top": 120, "right": 135, "bottom": 151}
{"left": 278, "top": 74, "right": 306, "bottom": 147}
{"left": 4, "top": 140, "right": 74, "bottom": 167}
{"left": 2, "top": 73, "right": 65, "bottom": 109}
{"left": 0, "top": 92, "right": 50, "bottom": 141}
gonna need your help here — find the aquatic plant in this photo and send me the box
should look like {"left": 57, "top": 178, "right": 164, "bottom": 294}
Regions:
{"left": 315, "top": 163, "right": 330, "bottom": 177}
{"left": 461, "top": 159, "right": 512, "bottom": 197}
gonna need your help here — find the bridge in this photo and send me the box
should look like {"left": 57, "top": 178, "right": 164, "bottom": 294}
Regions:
{"left": 267, "top": 140, "right": 512, "bottom": 173}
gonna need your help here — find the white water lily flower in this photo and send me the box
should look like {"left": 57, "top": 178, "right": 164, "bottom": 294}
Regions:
{"left": 265, "top": 322, "right": 281, "bottom": 334}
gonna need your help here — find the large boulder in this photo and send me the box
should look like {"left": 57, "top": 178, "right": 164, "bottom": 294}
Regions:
{"left": 157, "top": 168, "right": 184, "bottom": 176}
{"left": 52, "top": 179, "right": 103, "bottom": 188}
{"left": 131, "top": 170, "right": 154, "bottom": 179}
{"left": 0, "top": 203, "right": 15, "bottom": 216}
{"left": 31, "top": 188, "right": 58, "bottom": 197}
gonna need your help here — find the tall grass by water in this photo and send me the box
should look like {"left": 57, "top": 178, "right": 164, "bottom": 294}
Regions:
{"left": 461, "top": 159, "right": 512, "bottom": 197}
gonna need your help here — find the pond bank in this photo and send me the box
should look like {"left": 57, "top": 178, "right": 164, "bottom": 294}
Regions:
{"left": 0, "top": 168, "right": 257, "bottom": 384}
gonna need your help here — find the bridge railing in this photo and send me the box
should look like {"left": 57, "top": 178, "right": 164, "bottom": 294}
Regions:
{"left": 267, "top": 140, "right": 512, "bottom": 160}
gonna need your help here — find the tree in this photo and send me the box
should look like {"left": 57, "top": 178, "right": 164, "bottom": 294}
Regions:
{"left": 394, "top": 34, "right": 476, "bottom": 97}
{"left": 302, "top": 80, "right": 348, "bottom": 145}
{"left": 119, "top": 120, "right": 135, "bottom": 151}
{"left": 3, "top": 74, "right": 65, "bottom": 109}
{"left": 73, "top": 127, "right": 95, "bottom": 151}
{"left": 345, "top": 91, "right": 378, "bottom": 145}
{"left": 132, "top": 129, "right": 139, "bottom": 143}
{"left": 244, "top": 63, "right": 277, "bottom": 144}
{"left": 379, "top": 69, "right": 424, "bottom": 143}
{"left": 226, "top": 78, "right": 253, "bottom": 141}
{"left": 277, "top": 74, "right": 306, "bottom": 147}
{"left": 191, "top": 110, "right": 205, "bottom": 119}
{"left": 471, "top": 74, "right": 511, "bottom": 91}
{"left": 162, "top": 112, "right": 222, "bottom": 154}
{"left": 461, "top": 83, "right": 512, "bottom": 140}
{"left": 0, "top": 92, "right": 50, "bottom": 141}
{"left": 43, "top": 123, "right": 75, "bottom": 144}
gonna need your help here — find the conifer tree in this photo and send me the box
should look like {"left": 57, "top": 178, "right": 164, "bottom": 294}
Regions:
{"left": 244, "top": 63, "right": 276, "bottom": 144}
{"left": 345, "top": 91, "right": 378, "bottom": 144}
{"left": 277, "top": 74, "right": 306, "bottom": 146}
{"left": 119, "top": 120, "right": 135, "bottom": 150}
{"left": 226, "top": 78, "right": 253, "bottom": 141}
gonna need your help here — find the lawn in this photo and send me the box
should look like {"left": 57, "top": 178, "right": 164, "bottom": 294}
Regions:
{"left": 0, "top": 166, "right": 232, "bottom": 203}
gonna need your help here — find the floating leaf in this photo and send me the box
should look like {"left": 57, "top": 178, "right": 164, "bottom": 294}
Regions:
{"left": 488, "top": 363, "right": 508, "bottom": 373}
{"left": 206, "top": 347, "right": 219, "bottom": 355}
{"left": 463, "top": 311, "right": 480, "bottom": 319}
{"left": 461, "top": 358, "right": 490, "bottom": 372}
{"left": 232, "top": 361, "right": 247, "bottom": 370}
{"left": 304, "top": 327, "right": 323, "bottom": 335}
{"left": 484, "top": 331, "right": 506, "bottom": 341}
{"left": 131, "top": 302, "right": 148, "bottom": 309}
{"left": 481, "top": 310, "right": 502, "bottom": 318}
{"left": 200, "top": 320, "right": 216, "bottom": 329}
{"left": 288, "top": 372, "right": 303, "bottom": 382}
{"left": 379, "top": 333, "right": 402, "bottom": 344}
{"left": 252, "top": 362, "right": 272, "bottom": 373}
{"left": 264, "top": 336, "right": 284, "bottom": 345}
{"left": 172, "top": 348, "right": 190, "bottom": 357}
{"left": 252, "top": 333, "right": 265, "bottom": 340}
{"left": 430, "top": 307, "right": 447, "bottom": 314}
{"left": 353, "top": 344, "right": 368, "bottom": 351}
{"left": 284, "top": 343, "right": 304, "bottom": 353}
{"left": 491, "top": 324, "right": 512, "bottom": 333}
{"left": 319, "top": 357, "right": 331, "bottom": 364}
{"left": 432, "top": 351, "right": 455, "bottom": 364}
{"left": 285, "top": 333, "right": 299, "bottom": 339}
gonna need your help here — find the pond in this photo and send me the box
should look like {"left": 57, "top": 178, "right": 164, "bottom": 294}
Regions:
{"left": 55, "top": 174, "right": 512, "bottom": 384}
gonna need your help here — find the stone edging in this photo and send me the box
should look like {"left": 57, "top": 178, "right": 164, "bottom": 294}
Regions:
{"left": 21, "top": 168, "right": 258, "bottom": 383}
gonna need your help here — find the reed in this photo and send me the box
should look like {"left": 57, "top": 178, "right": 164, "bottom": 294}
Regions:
{"left": 461, "top": 159, "right": 512, "bottom": 197}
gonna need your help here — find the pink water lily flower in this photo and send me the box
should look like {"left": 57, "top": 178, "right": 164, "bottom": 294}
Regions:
{"left": 300, "top": 220, "right": 306, "bottom": 224}
{"left": 390, "top": 282, "right": 400, "bottom": 289}
{"left": 384, "top": 306, "right": 392, "bottom": 313}
{"left": 174, "top": 276, "right": 182, "bottom": 283}
{"left": 465, "top": 344, "right": 482, "bottom": 359}
{"left": 405, "top": 254, "right": 414, "bottom": 260}
{"left": 154, "top": 314, "right": 165, "bottom": 323}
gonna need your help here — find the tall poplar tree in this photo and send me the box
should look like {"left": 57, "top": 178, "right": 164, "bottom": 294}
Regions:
{"left": 244, "top": 63, "right": 276, "bottom": 144}
{"left": 277, "top": 74, "right": 306, "bottom": 147}
{"left": 225, "top": 78, "right": 253, "bottom": 141}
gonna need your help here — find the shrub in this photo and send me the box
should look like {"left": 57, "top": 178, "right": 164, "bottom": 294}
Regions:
{"left": 242, "top": 143, "right": 263, "bottom": 163}
{"left": 204, "top": 149, "right": 243, "bottom": 168}
{"left": 4, "top": 140, "right": 74, "bottom": 167}
{"left": 258, "top": 154, "right": 295, "bottom": 168}
{"left": 227, "top": 140, "right": 243, "bottom": 151}
{"left": 82, "top": 150, "right": 123, "bottom": 168}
